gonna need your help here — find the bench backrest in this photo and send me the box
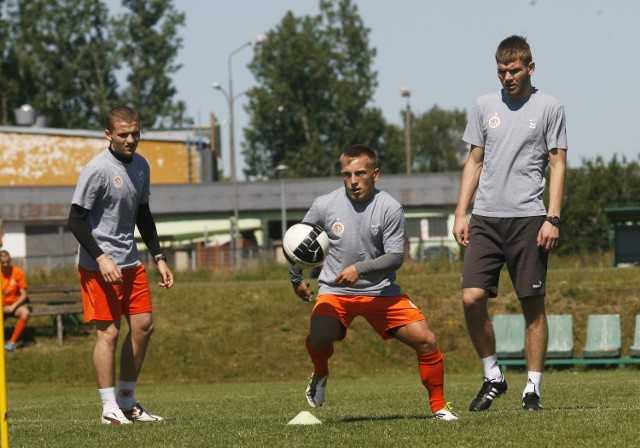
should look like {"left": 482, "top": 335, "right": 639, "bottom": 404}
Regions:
{"left": 583, "top": 314, "right": 621, "bottom": 358}
{"left": 547, "top": 314, "right": 574, "bottom": 358}
{"left": 493, "top": 314, "right": 525, "bottom": 358}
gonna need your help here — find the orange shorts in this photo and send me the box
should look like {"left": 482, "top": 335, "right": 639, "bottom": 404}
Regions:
{"left": 79, "top": 264, "right": 153, "bottom": 322}
{"left": 311, "top": 294, "right": 425, "bottom": 340}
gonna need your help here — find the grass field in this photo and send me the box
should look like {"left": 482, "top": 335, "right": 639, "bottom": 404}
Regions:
{"left": 3, "top": 259, "right": 640, "bottom": 446}
{"left": 7, "top": 371, "right": 640, "bottom": 447}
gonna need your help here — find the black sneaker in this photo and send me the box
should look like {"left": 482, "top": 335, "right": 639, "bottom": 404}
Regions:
{"left": 469, "top": 377, "right": 508, "bottom": 412}
{"left": 522, "top": 392, "right": 544, "bottom": 411}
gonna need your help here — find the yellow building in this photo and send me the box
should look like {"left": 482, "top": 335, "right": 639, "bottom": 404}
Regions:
{"left": 0, "top": 126, "right": 212, "bottom": 186}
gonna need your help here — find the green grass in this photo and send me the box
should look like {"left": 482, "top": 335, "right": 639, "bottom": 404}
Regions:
{"left": 7, "top": 370, "right": 640, "bottom": 447}
{"left": 6, "top": 259, "right": 640, "bottom": 385}
{"left": 3, "top": 258, "right": 640, "bottom": 446}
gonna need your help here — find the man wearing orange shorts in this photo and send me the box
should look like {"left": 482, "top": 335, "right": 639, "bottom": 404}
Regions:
{"left": 289, "top": 144, "right": 457, "bottom": 421}
{"left": 2, "top": 250, "right": 30, "bottom": 351}
{"left": 68, "top": 106, "right": 173, "bottom": 425}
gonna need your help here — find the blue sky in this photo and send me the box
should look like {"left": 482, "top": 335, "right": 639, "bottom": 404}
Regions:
{"left": 107, "top": 0, "right": 639, "bottom": 177}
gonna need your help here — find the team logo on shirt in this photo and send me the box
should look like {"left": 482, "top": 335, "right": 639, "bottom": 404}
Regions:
{"left": 113, "top": 175, "right": 123, "bottom": 188}
{"left": 332, "top": 220, "right": 344, "bottom": 237}
{"left": 488, "top": 114, "right": 500, "bottom": 129}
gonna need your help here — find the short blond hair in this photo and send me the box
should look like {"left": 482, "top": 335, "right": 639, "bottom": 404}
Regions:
{"left": 106, "top": 106, "right": 139, "bottom": 131}
{"left": 495, "top": 35, "right": 532, "bottom": 65}
{"left": 340, "top": 144, "right": 378, "bottom": 169}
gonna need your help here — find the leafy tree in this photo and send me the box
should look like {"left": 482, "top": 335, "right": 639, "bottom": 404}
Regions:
{"left": 113, "top": 0, "right": 188, "bottom": 128}
{"left": 2, "top": 0, "right": 118, "bottom": 128}
{"left": 244, "top": 0, "right": 381, "bottom": 179}
{"left": 410, "top": 105, "right": 468, "bottom": 172}
{"left": 0, "top": 0, "right": 13, "bottom": 124}
{"left": 0, "top": 0, "right": 186, "bottom": 129}
{"left": 557, "top": 155, "right": 640, "bottom": 257}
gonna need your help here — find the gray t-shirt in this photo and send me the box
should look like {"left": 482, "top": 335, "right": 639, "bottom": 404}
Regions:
{"left": 71, "top": 148, "right": 150, "bottom": 270}
{"left": 463, "top": 88, "right": 568, "bottom": 217}
{"left": 302, "top": 187, "right": 405, "bottom": 297}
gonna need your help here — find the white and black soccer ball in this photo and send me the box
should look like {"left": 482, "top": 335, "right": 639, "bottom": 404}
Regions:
{"left": 282, "top": 222, "right": 329, "bottom": 269}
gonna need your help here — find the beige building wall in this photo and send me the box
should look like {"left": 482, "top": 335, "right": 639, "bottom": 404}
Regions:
{"left": 0, "top": 131, "right": 201, "bottom": 186}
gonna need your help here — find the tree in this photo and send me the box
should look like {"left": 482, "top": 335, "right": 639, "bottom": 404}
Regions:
{"left": 0, "top": 0, "right": 187, "bottom": 129}
{"left": 1, "top": 0, "right": 119, "bottom": 128}
{"left": 244, "top": 0, "right": 381, "bottom": 179}
{"left": 113, "top": 0, "right": 188, "bottom": 128}
{"left": 557, "top": 155, "right": 640, "bottom": 257}
{"left": 410, "top": 106, "right": 468, "bottom": 172}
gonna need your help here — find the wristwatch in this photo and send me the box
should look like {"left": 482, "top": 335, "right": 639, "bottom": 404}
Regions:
{"left": 153, "top": 254, "right": 167, "bottom": 264}
{"left": 545, "top": 216, "right": 560, "bottom": 227}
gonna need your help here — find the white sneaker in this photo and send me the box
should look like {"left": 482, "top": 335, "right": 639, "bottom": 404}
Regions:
{"left": 122, "top": 403, "right": 165, "bottom": 422}
{"left": 102, "top": 408, "right": 133, "bottom": 425}
{"left": 305, "top": 373, "right": 328, "bottom": 408}
{"left": 433, "top": 403, "right": 459, "bottom": 421}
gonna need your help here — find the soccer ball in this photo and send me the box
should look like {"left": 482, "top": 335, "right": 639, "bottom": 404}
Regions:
{"left": 282, "top": 222, "right": 329, "bottom": 269}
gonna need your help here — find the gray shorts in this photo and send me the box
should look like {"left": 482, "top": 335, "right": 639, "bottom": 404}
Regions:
{"left": 461, "top": 215, "right": 549, "bottom": 299}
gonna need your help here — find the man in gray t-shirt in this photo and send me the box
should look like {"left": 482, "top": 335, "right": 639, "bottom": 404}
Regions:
{"left": 289, "top": 145, "right": 457, "bottom": 421}
{"left": 68, "top": 106, "right": 173, "bottom": 425}
{"left": 453, "top": 35, "right": 567, "bottom": 413}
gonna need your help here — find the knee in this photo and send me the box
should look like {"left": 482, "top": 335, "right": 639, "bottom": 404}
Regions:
{"left": 417, "top": 333, "right": 438, "bottom": 354}
{"left": 18, "top": 307, "right": 30, "bottom": 319}
{"left": 97, "top": 325, "right": 120, "bottom": 347}
{"left": 308, "top": 332, "right": 334, "bottom": 351}
{"left": 138, "top": 320, "right": 155, "bottom": 339}
{"left": 461, "top": 289, "right": 487, "bottom": 310}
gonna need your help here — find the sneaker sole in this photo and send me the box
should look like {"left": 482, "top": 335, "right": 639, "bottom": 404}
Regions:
{"left": 101, "top": 417, "right": 131, "bottom": 425}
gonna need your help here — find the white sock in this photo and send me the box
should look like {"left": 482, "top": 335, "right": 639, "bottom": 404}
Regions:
{"left": 116, "top": 380, "right": 137, "bottom": 409}
{"left": 481, "top": 355, "right": 503, "bottom": 382}
{"left": 523, "top": 371, "right": 542, "bottom": 397}
{"left": 99, "top": 387, "right": 118, "bottom": 414}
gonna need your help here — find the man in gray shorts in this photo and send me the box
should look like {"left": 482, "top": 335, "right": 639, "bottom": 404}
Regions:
{"left": 452, "top": 35, "right": 567, "bottom": 412}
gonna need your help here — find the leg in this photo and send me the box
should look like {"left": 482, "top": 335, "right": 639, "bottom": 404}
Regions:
{"left": 520, "top": 295, "right": 547, "bottom": 372}
{"left": 94, "top": 320, "right": 120, "bottom": 388}
{"left": 391, "top": 319, "right": 437, "bottom": 354}
{"left": 9, "top": 305, "right": 30, "bottom": 344}
{"left": 463, "top": 288, "right": 508, "bottom": 411}
{"left": 393, "top": 320, "right": 449, "bottom": 415}
{"left": 119, "top": 312, "right": 154, "bottom": 382}
{"left": 520, "top": 295, "right": 546, "bottom": 411}
{"left": 461, "top": 287, "right": 495, "bottom": 358}
{"left": 307, "top": 314, "right": 344, "bottom": 376}
{"left": 305, "top": 315, "right": 343, "bottom": 408}
{"left": 116, "top": 312, "right": 163, "bottom": 421}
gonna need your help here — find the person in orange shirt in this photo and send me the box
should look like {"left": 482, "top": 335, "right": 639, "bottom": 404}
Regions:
{"left": 1, "top": 250, "right": 30, "bottom": 351}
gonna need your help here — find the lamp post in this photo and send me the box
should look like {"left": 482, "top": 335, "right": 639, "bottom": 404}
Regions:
{"left": 401, "top": 86, "right": 412, "bottom": 175}
{"left": 213, "top": 33, "right": 267, "bottom": 270}
{"left": 275, "top": 164, "right": 289, "bottom": 242}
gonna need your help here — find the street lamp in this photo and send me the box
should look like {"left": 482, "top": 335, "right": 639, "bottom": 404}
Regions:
{"left": 212, "top": 33, "right": 268, "bottom": 270}
{"left": 401, "top": 87, "right": 412, "bottom": 175}
{"left": 275, "top": 164, "right": 289, "bottom": 243}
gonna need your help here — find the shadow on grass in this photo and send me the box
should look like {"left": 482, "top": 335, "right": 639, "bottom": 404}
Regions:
{"left": 340, "top": 414, "right": 425, "bottom": 423}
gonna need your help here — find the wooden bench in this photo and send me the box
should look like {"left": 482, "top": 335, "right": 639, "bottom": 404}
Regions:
{"left": 28, "top": 284, "right": 83, "bottom": 346}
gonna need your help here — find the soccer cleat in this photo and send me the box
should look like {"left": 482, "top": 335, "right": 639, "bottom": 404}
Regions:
{"left": 522, "top": 392, "right": 544, "bottom": 411}
{"left": 122, "top": 403, "right": 165, "bottom": 422}
{"left": 469, "top": 377, "right": 508, "bottom": 412}
{"left": 305, "top": 372, "right": 328, "bottom": 408}
{"left": 433, "top": 403, "right": 459, "bottom": 421}
{"left": 101, "top": 408, "right": 133, "bottom": 425}
{"left": 5, "top": 342, "right": 15, "bottom": 351}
